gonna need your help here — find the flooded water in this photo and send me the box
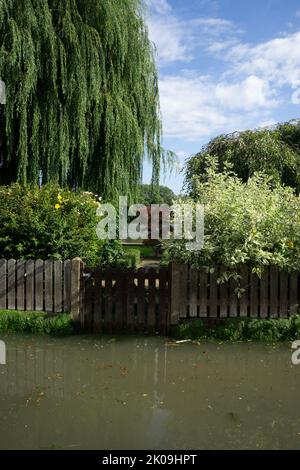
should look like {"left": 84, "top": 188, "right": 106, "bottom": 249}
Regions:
{"left": 0, "top": 335, "right": 299, "bottom": 450}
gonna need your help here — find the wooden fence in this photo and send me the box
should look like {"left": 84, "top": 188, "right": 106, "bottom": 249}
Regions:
{"left": 0, "top": 259, "right": 74, "bottom": 313}
{"left": 0, "top": 259, "right": 299, "bottom": 333}
{"left": 82, "top": 266, "right": 169, "bottom": 334}
{"left": 170, "top": 263, "right": 300, "bottom": 323}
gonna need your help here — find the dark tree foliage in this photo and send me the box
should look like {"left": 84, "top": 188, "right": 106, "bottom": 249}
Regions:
{"left": 185, "top": 120, "right": 300, "bottom": 196}
{"left": 137, "top": 184, "right": 176, "bottom": 206}
{"left": 0, "top": 0, "right": 162, "bottom": 200}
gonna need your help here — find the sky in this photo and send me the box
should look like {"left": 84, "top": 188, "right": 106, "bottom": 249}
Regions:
{"left": 143, "top": 0, "right": 300, "bottom": 194}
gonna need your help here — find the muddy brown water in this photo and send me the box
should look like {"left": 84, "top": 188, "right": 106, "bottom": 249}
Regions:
{"left": 0, "top": 335, "right": 299, "bottom": 450}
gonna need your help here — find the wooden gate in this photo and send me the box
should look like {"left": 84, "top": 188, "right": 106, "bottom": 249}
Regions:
{"left": 82, "top": 267, "right": 170, "bottom": 334}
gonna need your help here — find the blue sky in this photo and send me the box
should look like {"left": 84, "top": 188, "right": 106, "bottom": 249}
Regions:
{"left": 143, "top": 0, "right": 300, "bottom": 193}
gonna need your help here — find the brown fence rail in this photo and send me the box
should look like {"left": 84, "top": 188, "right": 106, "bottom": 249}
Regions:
{"left": 0, "top": 259, "right": 299, "bottom": 333}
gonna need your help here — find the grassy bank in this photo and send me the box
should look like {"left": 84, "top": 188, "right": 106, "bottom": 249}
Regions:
{"left": 0, "top": 311, "right": 74, "bottom": 335}
{"left": 172, "top": 317, "right": 300, "bottom": 342}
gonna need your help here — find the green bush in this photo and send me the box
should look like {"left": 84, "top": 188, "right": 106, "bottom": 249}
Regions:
{"left": 185, "top": 121, "right": 300, "bottom": 196}
{"left": 137, "top": 184, "right": 176, "bottom": 206}
{"left": 0, "top": 184, "right": 134, "bottom": 268}
{"left": 0, "top": 184, "right": 103, "bottom": 265}
{"left": 98, "top": 240, "right": 125, "bottom": 268}
{"left": 120, "top": 248, "right": 141, "bottom": 268}
{"left": 0, "top": 311, "right": 74, "bottom": 335}
{"left": 164, "top": 165, "right": 300, "bottom": 275}
{"left": 173, "top": 317, "right": 300, "bottom": 342}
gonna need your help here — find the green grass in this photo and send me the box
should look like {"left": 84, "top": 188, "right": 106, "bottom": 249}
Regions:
{"left": 0, "top": 311, "right": 74, "bottom": 335}
{"left": 123, "top": 245, "right": 157, "bottom": 259}
{"left": 172, "top": 317, "right": 300, "bottom": 343}
{"left": 119, "top": 248, "right": 141, "bottom": 268}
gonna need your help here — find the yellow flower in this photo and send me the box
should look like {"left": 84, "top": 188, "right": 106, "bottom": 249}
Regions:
{"left": 288, "top": 240, "right": 294, "bottom": 249}
{"left": 57, "top": 195, "right": 63, "bottom": 202}
{"left": 55, "top": 204, "right": 61, "bottom": 210}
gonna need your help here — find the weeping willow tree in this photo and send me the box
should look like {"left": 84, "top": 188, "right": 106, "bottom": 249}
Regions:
{"left": 0, "top": 0, "right": 162, "bottom": 200}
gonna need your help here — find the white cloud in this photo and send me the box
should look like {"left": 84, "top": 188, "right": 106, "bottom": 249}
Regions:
{"left": 146, "top": 0, "right": 172, "bottom": 15}
{"left": 147, "top": 3, "right": 300, "bottom": 143}
{"left": 159, "top": 74, "right": 274, "bottom": 141}
{"left": 226, "top": 32, "right": 300, "bottom": 89}
{"left": 148, "top": 16, "right": 191, "bottom": 63}
{"left": 215, "top": 76, "right": 277, "bottom": 110}
{"left": 292, "top": 88, "right": 300, "bottom": 104}
{"left": 146, "top": 0, "right": 241, "bottom": 65}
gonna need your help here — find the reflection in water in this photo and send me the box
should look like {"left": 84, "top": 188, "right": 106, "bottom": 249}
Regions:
{"left": 0, "top": 335, "right": 299, "bottom": 450}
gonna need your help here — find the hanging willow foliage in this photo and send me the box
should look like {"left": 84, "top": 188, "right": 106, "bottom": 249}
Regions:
{"left": 0, "top": 0, "right": 162, "bottom": 200}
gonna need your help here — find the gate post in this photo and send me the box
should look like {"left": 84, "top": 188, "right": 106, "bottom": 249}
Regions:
{"left": 169, "top": 262, "right": 182, "bottom": 326}
{"left": 70, "top": 258, "right": 84, "bottom": 324}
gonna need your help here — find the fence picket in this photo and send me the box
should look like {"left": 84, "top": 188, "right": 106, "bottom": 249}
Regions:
{"left": 209, "top": 269, "right": 218, "bottom": 318}
{"left": 16, "top": 260, "right": 25, "bottom": 311}
{"left": 270, "top": 267, "right": 278, "bottom": 318}
{"left": 137, "top": 269, "right": 146, "bottom": 330}
{"left": 189, "top": 268, "right": 198, "bottom": 318}
{"left": 8, "top": 259, "right": 16, "bottom": 310}
{"left": 0, "top": 260, "right": 7, "bottom": 310}
{"left": 147, "top": 269, "right": 157, "bottom": 332}
{"left": 54, "top": 261, "right": 63, "bottom": 313}
{"left": 45, "top": 260, "right": 53, "bottom": 312}
{"left": 239, "top": 265, "right": 249, "bottom": 318}
{"left": 279, "top": 271, "right": 288, "bottom": 318}
{"left": 219, "top": 266, "right": 228, "bottom": 318}
{"left": 199, "top": 270, "right": 208, "bottom": 318}
{"left": 159, "top": 268, "right": 168, "bottom": 335}
{"left": 229, "top": 275, "right": 238, "bottom": 317}
{"left": 260, "top": 268, "right": 269, "bottom": 318}
{"left": 25, "top": 260, "right": 34, "bottom": 311}
{"left": 289, "top": 271, "right": 298, "bottom": 316}
{"left": 250, "top": 271, "right": 259, "bottom": 318}
{"left": 35, "top": 260, "right": 44, "bottom": 311}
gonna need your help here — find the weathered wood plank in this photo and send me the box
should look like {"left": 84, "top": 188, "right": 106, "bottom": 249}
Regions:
{"left": 137, "top": 269, "right": 146, "bottom": 330}
{"left": 147, "top": 269, "right": 157, "bottom": 332}
{"left": 80, "top": 272, "right": 94, "bottom": 333}
{"left": 7, "top": 259, "right": 16, "bottom": 310}
{"left": 239, "top": 265, "right": 249, "bottom": 318}
{"left": 25, "top": 260, "right": 34, "bottom": 311}
{"left": 209, "top": 269, "right": 218, "bottom": 318}
{"left": 93, "top": 271, "right": 102, "bottom": 332}
{"left": 289, "top": 271, "right": 298, "bottom": 316}
{"left": 158, "top": 268, "right": 168, "bottom": 334}
{"left": 16, "top": 260, "right": 25, "bottom": 311}
{"left": 63, "top": 260, "right": 71, "bottom": 313}
{"left": 180, "top": 264, "right": 188, "bottom": 318}
{"left": 229, "top": 275, "right": 238, "bottom": 318}
{"left": 35, "top": 260, "right": 44, "bottom": 311}
{"left": 169, "top": 262, "right": 182, "bottom": 325}
{"left": 126, "top": 269, "right": 135, "bottom": 331}
{"left": 44, "top": 260, "right": 53, "bottom": 313}
{"left": 279, "top": 270, "right": 288, "bottom": 318}
{"left": 250, "top": 271, "right": 259, "bottom": 318}
{"left": 219, "top": 266, "right": 228, "bottom": 318}
{"left": 269, "top": 266, "right": 279, "bottom": 318}
{"left": 70, "top": 258, "right": 83, "bottom": 322}
{"left": 260, "top": 268, "right": 269, "bottom": 318}
{"left": 0, "top": 260, "right": 7, "bottom": 310}
{"left": 115, "top": 270, "right": 124, "bottom": 330}
{"left": 189, "top": 267, "right": 198, "bottom": 318}
{"left": 104, "top": 269, "right": 113, "bottom": 330}
{"left": 54, "top": 261, "right": 63, "bottom": 313}
{"left": 199, "top": 270, "right": 208, "bottom": 318}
